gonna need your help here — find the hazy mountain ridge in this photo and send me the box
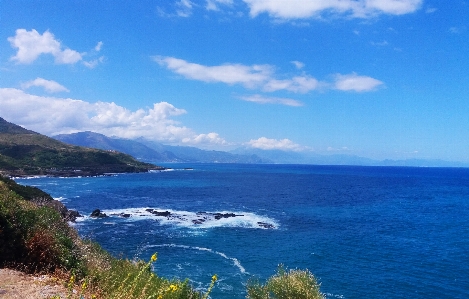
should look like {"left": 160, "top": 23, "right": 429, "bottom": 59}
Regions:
{"left": 54, "top": 132, "right": 270, "bottom": 164}
{"left": 52, "top": 131, "right": 469, "bottom": 167}
{"left": 233, "top": 147, "right": 469, "bottom": 167}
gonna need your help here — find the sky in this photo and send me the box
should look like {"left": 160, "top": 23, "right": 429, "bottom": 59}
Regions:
{"left": 0, "top": 0, "right": 468, "bottom": 162}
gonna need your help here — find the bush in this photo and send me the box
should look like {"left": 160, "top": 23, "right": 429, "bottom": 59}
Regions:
{"left": 247, "top": 266, "right": 324, "bottom": 299}
{"left": 0, "top": 180, "right": 84, "bottom": 274}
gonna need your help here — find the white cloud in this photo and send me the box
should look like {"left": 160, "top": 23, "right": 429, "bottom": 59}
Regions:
{"left": 242, "top": 0, "right": 422, "bottom": 19}
{"left": 334, "top": 73, "right": 384, "bottom": 92}
{"left": 425, "top": 7, "right": 437, "bottom": 13}
{"left": 239, "top": 94, "right": 303, "bottom": 106}
{"left": 0, "top": 88, "right": 227, "bottom": 146}
{"left": 247, "top": 137, "right": 306, "bottom": 151}
{"left": 153, "top": 56, "right": 272, "bottom": 88}
{"left": 21, "top": 78, "right": 69, "bottom": 93}
{"left": 83, "top": 56, "right": 105, "bottom": 69}
{"left": 154, "top": 56, "right": 320, "bottom": 93}
{"left": 370, "top": 40, "right": 389, "bottom": 46}
{"left": 206, "top": 0, "right": 233, "bottom": 11}
{"left": 263, "top": 76, "right": 318, "bottom": 93}
{"left": 291, "top": 60, "right": 305, "bottom": 69}
{"left": 155, "top": 56, "right": 383, "bottom": 94}
{"left": 8, "top": 29, "right": 82, "bottom": 64}
{"left": 176, "top": 0, "right": 194, "bottom": 17}
{"left": 95, "top": 41, "right": 103, "bottom": 52}
{"left": 449, "top": 26, "right": 466, "bottom": 34}
{"left": 183, "top": 132, "right": 229, "bottom": 145}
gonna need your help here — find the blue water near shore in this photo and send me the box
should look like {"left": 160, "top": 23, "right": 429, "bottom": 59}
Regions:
{"left": 17, "top": 164, "right": 469, "bottom": 298}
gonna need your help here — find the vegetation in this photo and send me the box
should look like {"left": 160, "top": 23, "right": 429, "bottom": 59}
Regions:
{"left": 247, "top": 266, "right": 323, "bottom": 299}
{"left": 0, "top": 117, "right": 163, "bottom": 177}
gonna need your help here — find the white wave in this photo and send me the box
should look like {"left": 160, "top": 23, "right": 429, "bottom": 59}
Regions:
{"left": 147, "top": 244, "right": 247, "bottom": 274}
{"left": 325, "top": 293, "right": 345, "bottom": 298}
{"left": 90, "top": 207, "right": 279, "bottom": 230}
{"left": 54, "top": 196, "right": 66, "bottom": 201}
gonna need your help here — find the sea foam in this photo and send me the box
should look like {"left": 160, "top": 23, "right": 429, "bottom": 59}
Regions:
{"left": 146, "top": 243, "right": 247, "bottom": 274}
{"left": 87, "top": 207, "right": 279, "bottom": 230}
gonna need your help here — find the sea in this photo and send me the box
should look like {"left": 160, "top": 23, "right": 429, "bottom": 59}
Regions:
{"left": 16, "top": 164, "right": 469, "bottom": 299}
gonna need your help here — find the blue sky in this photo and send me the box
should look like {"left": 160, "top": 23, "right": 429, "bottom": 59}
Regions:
{"left": 1, "top": 0, "right": 468, "bottom": 162}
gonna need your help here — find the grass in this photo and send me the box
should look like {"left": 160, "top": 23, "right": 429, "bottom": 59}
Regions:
{"left": 0, "top": 176, "right": 324, "bottom": 298}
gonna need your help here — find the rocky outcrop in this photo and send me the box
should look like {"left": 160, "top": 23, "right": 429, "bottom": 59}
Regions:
{"left": 90, "top": 209, "right": 108, "bottom": 218}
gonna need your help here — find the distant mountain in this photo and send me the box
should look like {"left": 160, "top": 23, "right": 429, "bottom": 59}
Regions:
{"left": 54, "top": 131, "right": 179, "bottom": 162}
{"left": 235, "top": 148, "right": 469, "bottom": 167}
{"left": 0, "top": 117, "right": 161, "bottom": 177}
{"left": 54, "top": 132, "right": 269, "bottom": 164}
{"left": 50, "top": 130, "right": 468, "bottom": 168}
{"left": 230, "top": 148, "right": 378, "bottom": 165}
{"left": 138, "top": 139, "right": 269, "bottom": 163}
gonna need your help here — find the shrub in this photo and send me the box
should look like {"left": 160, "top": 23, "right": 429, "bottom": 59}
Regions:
{"left": 247, "top": 266, "right": 324, "bottom": 299}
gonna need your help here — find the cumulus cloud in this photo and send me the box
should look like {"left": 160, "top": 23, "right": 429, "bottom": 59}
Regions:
{"left": 183, "top": 132, "right": 229, "bottom": 145}
{"left": 21, "top": 78, "right": 69, "bottom": 93}
{"left": 247, "top": 137, "right": 306, "bottom": 151}
{"left": 0, "top": 88, "right": 227, "bottom": 146}
{"left": 8, "top": 29, "right": 82, "bottom": 64}
{"left": 239, "top": 94, "right": 303, "bottom": 106}
{"left": 333, "top": 73, "right": 384, "bottom": 92}
{"left": 242, "top": 0, "right": 422, "bottom": 19}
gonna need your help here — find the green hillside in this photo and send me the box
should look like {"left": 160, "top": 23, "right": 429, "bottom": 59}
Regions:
{"left": 0, "top": 117, "right": 163, "bottom": 176}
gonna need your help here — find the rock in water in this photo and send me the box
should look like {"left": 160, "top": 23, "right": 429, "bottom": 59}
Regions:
{"left": 90, "top": 209, "right": 108, "bottom": 218}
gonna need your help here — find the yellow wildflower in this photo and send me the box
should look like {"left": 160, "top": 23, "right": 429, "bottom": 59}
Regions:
{"left": 151, "top": 253, "right": 158, "bottom": 262}
{"left": 212, "top": 274, "right": 218, "bottom": 282}
{"left": 169, "top": 284, "right": 178, "bottom": 292}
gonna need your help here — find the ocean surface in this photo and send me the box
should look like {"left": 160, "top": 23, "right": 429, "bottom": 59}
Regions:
{"left": 16, "top": 164, "right": 469, "bottom": 299}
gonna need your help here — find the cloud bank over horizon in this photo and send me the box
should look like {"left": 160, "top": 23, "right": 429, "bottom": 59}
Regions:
{"left": 0, "top": 88, "right": 230, "bottom": 148}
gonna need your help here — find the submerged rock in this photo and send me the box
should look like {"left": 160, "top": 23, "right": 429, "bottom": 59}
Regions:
{"left": 257, "top": 222, "right": 274, "bottom": 229}
{"left": 213, "top": 212, "right": 243, "bottom": 220}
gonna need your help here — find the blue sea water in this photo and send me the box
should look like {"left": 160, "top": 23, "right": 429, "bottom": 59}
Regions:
{"left": 16, "top": 164, "right": 469, "bottom": 299}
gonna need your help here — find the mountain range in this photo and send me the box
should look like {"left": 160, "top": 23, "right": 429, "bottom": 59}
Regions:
{"left": 53, "top": 131, "right": 468, "bottom": 168}
{"left": 54, "top": 131, "right": 268, "bottom": 164}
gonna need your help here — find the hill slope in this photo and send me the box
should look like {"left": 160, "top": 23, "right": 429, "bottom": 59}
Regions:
{"left": 0, "top": 117, "right": 162, "bottom": 176}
